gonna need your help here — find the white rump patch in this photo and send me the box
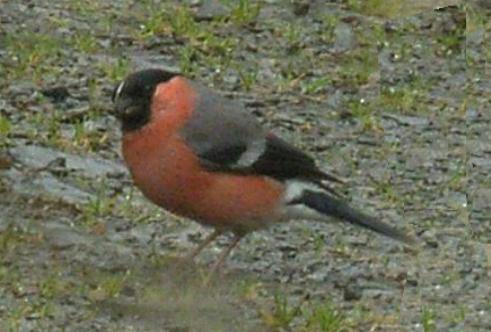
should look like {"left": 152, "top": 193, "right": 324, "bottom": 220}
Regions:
{"left": 282, "top": 180, "right": 328, "bottom": 221}
{"left": 283, "top": 180, "right": 320, "bottom": 203}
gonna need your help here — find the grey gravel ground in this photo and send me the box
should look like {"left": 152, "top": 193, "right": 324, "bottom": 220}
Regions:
{"left": 1, "top": 1, "right": 489, "bottom": 331}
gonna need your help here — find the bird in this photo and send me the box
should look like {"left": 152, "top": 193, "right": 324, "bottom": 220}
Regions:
{"left": 112, "top": 68, "right": 413, "bottom": 274}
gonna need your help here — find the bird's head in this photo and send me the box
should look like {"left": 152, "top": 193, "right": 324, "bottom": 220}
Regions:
{"left": 112, "top": 69, "right": 177, "bottom": 131}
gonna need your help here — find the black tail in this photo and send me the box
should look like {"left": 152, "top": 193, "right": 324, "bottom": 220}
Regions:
{"left": 297, "top": 190, "right": 413, "bottom": 244}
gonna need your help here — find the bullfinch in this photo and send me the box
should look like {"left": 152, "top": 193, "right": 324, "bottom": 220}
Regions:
{"left": 112, "top": 69, "right": 413, "bottom": 273}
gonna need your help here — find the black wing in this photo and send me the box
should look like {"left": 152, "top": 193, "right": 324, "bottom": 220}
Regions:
{"left": 250, "top": 134, "right": 330, "bottom": 181}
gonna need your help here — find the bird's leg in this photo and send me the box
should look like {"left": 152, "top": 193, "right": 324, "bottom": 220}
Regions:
{"left": 185, "top": 229, "right": 222, "bottom": 261}
{"left": 208, "top": 233, "right": 243, "bottom": 276}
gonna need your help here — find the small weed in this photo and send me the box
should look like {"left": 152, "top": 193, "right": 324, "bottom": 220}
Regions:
{"left": 138, "top": 11, "right": 169, "bottom": 39}
{"left": 196, "top": 32, "right": 239, "bottom": 71}
{"left": 178, "top": 46, "right": 200, "bottom": 76}
{"left": 437, "top": 33, "right": 464, "bottom": 55}
{"left": 306, "top": 301, "right": 349, "bottom": 332}
{"left": 276, "top": 56, "right": 312, "bottom": 92}
{"left": 262, "top": 291, "right": 301, "bottom": 329}
{"left": 358, "top": 22, "right": 387, "bottom": 49}
{"left": 0, "top": 225, "right": 28, "bottom": 254}
{"left": 80, "top": 181, "right": 116, "bottom": 229}
{"left": 46, "top": 116, "right": 64, "bottom": 146}
{"left": 0, "top": 114, "right": 12, "bottom": 138}
{"left": 25, "top": 106, "right": 66, "bottom": 149}
{"left": 321, "top": 14, "right": 338, "bottom": 43}
{"left": 374, "top": 180, "right": 399, "bottom": 206}
{"left": 166, "top": 16, "right": 238, "bottom": 76}
{"left": 338, "top": 49, "right": 378, "bottom": 86}
{"left": 3, "top": 32, "right": 62, "bottom": 81}
{"left": 72, "top": 31, "right": 98, "bottom": 53}
{"left": 229, "top": 0, "right": 261, "bottom": 26}
{"left": 284, "top": 23, "right": 302, "bottom": 51}
{"left": 132, "top": 5, "right": 239, "bottom": 76}
{"left": 101, "top": 272, "right": 129, "bottom": 298}
{"left": 377, "top": 74, "right": 431, "bottom": 114}
{"left": 170, "top": 6, "right": 199, "bottom": 37}
{"left": 67, "top": 0, "right": 100, "bottom": 17}
{"left": 99, "top": 57, "right": 130, "bottom": 81}
{"left": 39, "top": 271, "right": 66, "bottom": 300}
{"left": 436, "top": 11, "right": 465, "bottom": 55}
{"left": 446, "top": 164, "right": 466, "bottom": 191}
{"left": 23, "top": 95, "right": 106, "bottom": 152}
{"left": 114, "top": 188, "right": 138, "bottom": 219}
{"left": 236, "top": 65, "right": 258, "bottom": 91}
{"left": 98, "top": 13, "right": 116, "bottom": 35}
{"left": 195, "top": 32, "right": 237, "bottom": 57}
{"left": 88, "top": 271, "right": 129, "bottom": 301}
{"left": 302, "top": 76, "right": 332, "bottom": 95}
{"left": 71, "top": 120, "right": 105, "bottom": 152}
{"left": 82, "top": 194, "right": 115, "bottom": 220}
{"left": 138, "top": 5, "right": 198, "bottom": 40}
{"left": 421, "top": 305, "right": 436, "bottom": 332}
{"left": 378, "top": 87, "right": 420, "bottom": 114}
{"left": 446, "top": 305, "right": 465, "bottom": 325}
{"left": 347, "top": 0, "right": 403, "bottom": 18}
{"left": 115, "top": 189, "right": 161, "bottom": 223}
{"left": 346, "top": 100, "right": 380, "bottom": 131}
{"left": 0, "top": 265, "right": 11, "bottom": 285}
{"left": 236, "top": 279, "right": 264, "bottom": 301}
{"left": 47, "top": 16, "right": 70, "bottom": 29}
{"left": 312, "top": 232, "right": 326, "bottom": 253}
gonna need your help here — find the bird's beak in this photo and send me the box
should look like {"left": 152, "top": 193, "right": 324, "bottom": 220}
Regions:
{"left": 114, "top": 97, "right": 135, "bottom": 119}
